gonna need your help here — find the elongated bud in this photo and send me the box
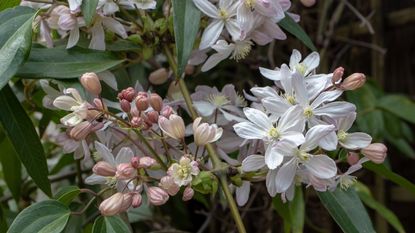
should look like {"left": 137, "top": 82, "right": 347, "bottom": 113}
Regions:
{"left": 116, "top": 163, "right": 136, "bottom": 180}
{"left": 158, "top": 115, "right": 185, "bottom": 140}
{"left": 193, "top": 117, "right": 223, "bottom": 146}
{"left": 120, "top": 99, "right": 131, "bottom": 113}
{"left": 362, "top": 143, "right": 387, "bottom": 164}
{"left": 146, "top": 111, "right": 159, "bottom": 124}
{"left": 139, "top": 156, "right": 157, "bottom": 168}
{"left": 58, "top": 13, "right": 76, "bottom": 31}
{"left": 93, "top": 98, "right": 105, "bottom": 110}
{"left": 69, "top": 121, "right": 92, "bottom": 140}
{"left": 99, "top": 193, "right": 124, "bottom": 216}
{"left": 120, "top": 193, "right": 133, "bottom": 212}
{"left": 347, "top": 152, "right": 360, "bottom": 165}
{"left": 161, "top": 105, "right": 173, "bottom": 118}
{"left": 80, "top": 72, "right": 101, "bottom": 95}
{"left": 131, "top": 157, "right": 140, "bottom": 168}
{"left": 332, "top": 67, "right": 344, "bottom": 84}
{"left": 340, "top": 73, "right": 366, "bottom": 90}
{"left": 131, "top": 193, "right": 142, "bottom": 208}
{"left": 147, "top": 187, "right": 169, "bottom": 206}
{"left": 135, "top": 95, "right": 149, "bottom": 111}
{"left": 130, "top": 117, "right": 143, "bottom": 128}
{"left": 93, "top": 161, "right": 116, "bottom": 176}
{"left": 149, "top": 93, "right": 163, "bottom": 112}
{"left": 159, "top": 176, "right": 180, "bottom": 196}
{"left": 182, "top": 186, "right": 194, "bottom": 201}
{"left": 149, "top": 68, "right": 169, "bottom": 85}
{"left": 300, "top": 0, "right": 316, "bottom": 7}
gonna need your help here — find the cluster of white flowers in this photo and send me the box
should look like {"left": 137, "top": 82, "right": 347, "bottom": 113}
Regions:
{"left": 190, "top": 0, "right": 298, "bottom": 71}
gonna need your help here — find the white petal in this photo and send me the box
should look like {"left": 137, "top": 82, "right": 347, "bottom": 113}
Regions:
{"left": 303, "top": 52, "right": 320, "bottom": 75}
{"left": 266, "top": 169, "right": 278, "bottom": 197}
{"left": 338, "top": 112, "right": 356, "bottom": 132}
{"left": 199, "top": 20, "right": 224, "bottom": 49}
{"left": 305, "top": 155, "right": 337, "bottom": 179}
{"left": 102, "top": 17, "right": 127, "bottom": 38}
{"left": 225, "top": 19, "right": 241, "bottom": 40}
{"left": 262, "top": 97, "right": 290, "bottom": 117}
{"left": 85, "top": 174, "right": 107, "bottom": 185}
{"left": 53, "top": 96, "right": 77, "bottom": 111}
{"left": 289, "top": 49, "right": 301, "bottom": 69}
{"left": 313, "top": 102, "right": 356, "bottom": 119}
{"left": 193, "top": 101, "right": 216, "bottom": 116}
{"left": 115, "top": 147, "right": 134, "bottom": 164}
{"left": 259, "top": 67, "right": 282, "bottom": 81}
{"left": 89, "top": 21, "right": 106, "bottom": 50}
{"left": 233, "top": 122, "right": 266, "bottom": 140}
{"left": 192, "top": 0, "right": 218, "bottom": 18}
{"left": 265, "top": 143, "right": 284, "bottom": 169}
{"left": 201, "top": 52, "right": 229, "bottom": 72}
{"left": 95, "top": 141, "right": 115, "bottom": 165}
{"left": 250, "top": 86, "right": 279, "bottom": 99}
{"left": 236, "top": 181, "right": 251, "bottom": 206}
{"left": 340, "top": 132, "right": 372, "bottom": 150}
{"left": 318, "top": 131, "right": 338, "bottom": 151}
{"left": 301, "top": 124, "right": 335, "bottom": 152}
{"left": 243, "top": 107, "right": 272, "bottom": 131}
{"left": 67, "top": 27, "right": 79, "bottom": 48}
{"left": 278, "top": 105, "right": 305, "bottom": 132}
{"left": 275, "top": 158, "right": 297, "bottom": 193}
{"left": 242, "top": 154, "right": 266, "bottom": 171}
{"left": 292, "top": 72, "right": 308, "bottom": 106}
{"left": 311, "top": 90, "right": 343, "bottom": 109}
{"left": 280, "top": 131, "right": 305, "bottom": 146}
{"left": 98, "top": 71, "right": 118, "bottom": 90}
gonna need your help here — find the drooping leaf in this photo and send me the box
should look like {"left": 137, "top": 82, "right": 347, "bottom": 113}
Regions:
{"left": 0, "top": 136, "right": 21, "bottom": 201}
{"left": 377, "top": 94, "right": 415, "bottom": 124}
{"left": 355, "top": 182, "right": 406, "bottom": 233}
{"left": 0, "top": 85, "right": 51, "bottom": 196}
{"left": 54, "top": 186, "right": 81, "bottom": 206}
{"left": 17, "top": 47, "right": 124, "bottom": 78}
{"left": 317, "top": 188, "right": 375, "bottom": 233}
{"left": 8, "top": 200, "right": 71, "bottom": 233}
{"left": 92, "top": 215, "right": 131, "bottom": 233}
{"left": 172, "top": 0, "right": 201, "bottom": 77}
{"left": 81, "top": 0, "right": 99, "bottom": 26}
{"left": 0, "top": 6, "right": 36, "bottom": 90}
{"left": 363, "top": 162, "right": 415, "bottom": 195}
{"left": 278, "top": 13, "right": 317, "bottom": 51}
{"left": 0, "top": 0, "right": 20, "bottom": 11}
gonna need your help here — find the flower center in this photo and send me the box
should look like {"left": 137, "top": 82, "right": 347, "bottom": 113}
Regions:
{"left": 303, "top": 106, "right": 313, "bottom": 118}
{"left": 245, "top": 0, "right": 256, "bottom": 9}
{"left": 339, "top": 175, "right": 356, "bottom": 190}
{"left": 207, "top": 94, "right": 230, "bottom": 107}
{"left": 268, "top": 127, "right": 280, "bottom": 139}
{"left": 177, "top": 164, "right": 191, "bottom": 180}
{"left": 218, "top": 8, "right": 228, "bottom": 20}
{"left": 284, "top": 94, "right": 296, "bottom": 105}
{"left": 337, "top": 130, "right": 348, "bottom": 142}
{"left": 231, "top": 40, "right": 253, "bottom": 61}
{"left": 105, "top": 176, "right": 117, "bottom": 188}
{"left": 295, "top": 63, "right": 307, "bottom": 76}
{"left": 296, "top": 150, "right": 310, "bottom": 161}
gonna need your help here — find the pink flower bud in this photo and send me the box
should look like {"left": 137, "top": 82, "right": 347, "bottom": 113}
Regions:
{"left": 332, "top": 66, "right": 344, "bottom": 84}
{"left": 182, "top": 186, "right": 194, "bottom": 201}
{"left": 118, "top": 87, "right": 136, "bottom": 102}
{"left": 91, "top": 122, "right": 105, "bottom": 132}
{"left": 185, "top": 65, "right": 195, "bottom": 75}
{"left": 99, "top": 193, "right": 125, "bottom": 216}
{"left": 58, "top": 13, "right": 76, "bottom": 31}
{"left": 300, "top": 0, "right": 316, "bottom": 7}
{"left": 149, "top": 93, "right": 163, "bottom": 112}
{"left": 116, "top": 163, "right": 136, "bottom": 180}
{"left": 93, "top": 98, "right": 105, "bottom": 110}
{"left": 139, "top": 156, "right": 157, "bottom": 168}
{"left": 131, "top": 157, "right": 140, "bottom": 168}
{"left": 131, "top": 193, "right": 142, "bottom": 208}
{"left": 149, "top": 68, "right": 169, "bottom": 85}
{"left": 130, "top": 117, "right": 144, "bottom": 128}
{"left": 69, "top": 121, "right": 92, "bottom": 140}
{"left": 147, "top": 187, "right": 169, "bottom": 206}
{"left": 86, "top": 109, "right": 101, "bottom": 121}
{"left": 93, "top": 161, "right": 116, "bottom": 176}
{"left": 146, "top": 111, "right": 159, "bottom": 124}
{"left": 120, "top": 193, "right": 133, "bottom": 212}
{"left": 362, "top": 143, "right": 387, "bottom": 164}
{"left": 80, "top": 72, "right": 102, "bottom": 96}
{"left": 161, "top": 105, "right": 173, "bottom": 118}
{"left": 340, "top": 73, "right": 366, "bottom": 91}
{"left": 347, "top": 152, "right": 360, "bottom": 165}
{"left": 135, "top": 95, "right": 149, "bottom": 111}
{"left": 159, "top": 176, "right": 180, "bottom": 196}
{"left": 120, "top": 99, "right": 131, "bottom": 113}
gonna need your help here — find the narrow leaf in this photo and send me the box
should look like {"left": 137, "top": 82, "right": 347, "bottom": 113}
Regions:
{"left": 0, "top": 6, "right": 36, "bottom": 90}
{"left": 0, "top": 85, "right": 51, "bottom": 196}
{"left": 81, "top": 0, "right": 99, "bottom": 26}
{"left": 278, "top": 13, "right": 317, "bottom": 51}
{"left": 0, "top": 136, "right": 21, "bottom": 201}
{"left": 92, "top": 215, "right": 131, "bottom": 233}
{"left": 317, "top": 188, "right": 375, "bottom": 233}
{"left": 172, "top": 0, "right": 201, "bottom": 77}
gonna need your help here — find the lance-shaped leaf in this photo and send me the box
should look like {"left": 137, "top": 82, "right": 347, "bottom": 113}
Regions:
{"left": 0, "top": 135, "right": 22, "bottom": 201}
{"left": 92, "top": 215, "right": 131, "bottom": 233}
{"left": 0, "top": 85, "right": 51, "bottom": 196}
{"left": 172, "top": 0, "right": 201, "bottom": 77}
{"left": 81, "top": 0, "right": 99, "bottom": 26}
{"left": 278, "top": 13, "right": 317, "bottom": 51}
{"left": 0, "top": 6, "right": 36, "bottom": 90}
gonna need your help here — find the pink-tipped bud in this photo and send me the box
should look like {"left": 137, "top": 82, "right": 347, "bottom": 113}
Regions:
{"left": 131, "top": 157, "right": 140, "bottom": 168}
{"left": 135, "top": 95, "right": 149, "bottom": 111}
{"left": 120, "top": 193, "right": 133, "bottom": 212}
{"left": 182, "top": 186, "right": 194, "bottom": 201}
{"left": 58, "top": 13, "right": 76, "bottom": 31}
{"left": 93, "top": 98, "right": 105, "bottom": 110}
{"left": 80, "top": 72, "right": 101, "bottom": 96}
{"left": 300, "top": 0, "right": 316, "bottom": 7}
{"left": 158, "top": 115, "right": 185, "bottom": 140}
{"left": 332, "top": 67, "right": 344, "bottom": 84}
{"left": 120, "top": 99, "right": 131, "bottom": 113}
{"left": 159, "top": 176, "right": 180, "bottom": 196}
{"left": 99, "top": 193, "right": 125, "bottom": 216}
{"left": 347, "top": 152, "right": 360, "bottom": 165}
{"left": 149, "top": 68, "right": 169, "bottom": 85}
{"left": 118, "top": 87, "right": 136, "bottom": 102}
{"left": 131, "top": 193, "right": 142, "bottom": 208}
{"left": 139, "top": 156, "right": 157, "bottom": 168}
{"left": 340, "top": 73, "right": 366, "bottom": 90}
{"left": 93, "top": 161, "right": 116, "bottom": 176}
{"left": 69, "top": 121, "right": 92, "bottom": 140}
{"left": 116, "top": 163, "right": 136, "bottom": 180}
{"left": 91, "top": 122, "right": 105, "bottom": 132}
{"left": 362, "top": 143, "right": 387, "bottom": 164}
{"left": 147, "top": 187, "right": 169, "bottom": 206}
{"left": 161, "top": 105, "right": 173, "bottom": 118}
{"left": 130, "top": 117, "right": 144, "bottom": 128}
{"left": 146, "top": 111, "right": 159, "bottom": 124}
{"left": 149, "top": 93, "right": 163, "bottom": 112}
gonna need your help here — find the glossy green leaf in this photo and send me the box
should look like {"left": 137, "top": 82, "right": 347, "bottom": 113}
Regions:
{"left": 92, "top": 215, "right": 131, "bottom": 233}
{"left": 363, "top": 162, "right": 415, "bottom": 195}
{"left": 172, "top": 0, "right": 201, "bottom": 77}
{"left": 0, "top": 136, "right": 21, "bottom": 201}
{"left": 317, "top": 188, "right": 375, "bottom": 233}
{"left": 355, "top": 183, "right": 405, "bottom": 233}
{"left": 0, "top": 0, "right": 20, "bottom": 11}
{"left": 8, "top": 200, "right": 71, "bottom": 233}
{"left": 54, "top": 186, "right": 81, "bottom": 206}
{"left": 0, "top": 85, "right": 51, "bottom": 196}
{"left": 278, "top": 13, "right": 317, "bottom": 51}
{"left": 17, "top": 47, "right": 124, "bottom": 78}
{"left": 377, "top": 94, "right": 415, "bottom": 124}
{"left": 81, "top": 0, "right": 99, "bottom": 26}
{"left": 0, "top": 6, "right": 36, "bottom": 90}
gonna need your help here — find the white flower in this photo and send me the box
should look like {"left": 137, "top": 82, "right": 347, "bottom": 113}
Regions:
{"left": 68, "top": 0, "right": 82, "bottom": 12}
{"left": 193, "top": 117, "right": 223, "bottom": 146}
{"left": 167, "top": 156, "right": 200, "bottom": 187}
{"left": 192, "top": 0, "right": 240, "bottom": 49}
{"left": 334, "top": 157, "right": 369, "bottom": 190}
{"left": 235, "top": 181, "right": 251, "bottom": 206}
{"left": 89, "top": 15, "right": 128, "bottom": 50}
{"left": 53, "top": 88, "right": 89, "bottom": 126}
{"left": 335, "top": 112, "right": 372, "bottom": 150}
{"left": 120, "top": 0, "right": 157, "bottom": 10}
{"left": 158, "top": 114, "right": 186, "bottom": 140}
{"left": 98, "top": 0, "right": 120, "bottom": 15}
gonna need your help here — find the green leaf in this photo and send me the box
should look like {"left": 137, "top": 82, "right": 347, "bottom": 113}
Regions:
{"left": 377, "top": 94, "right": 415, "bottom": 124}
{"left": 17, "top": 47, "right": 124, "bottom": 78}
{"left": 363, "top": 162, "right": 415, "bottom": 195}
{"left": 0, "top": 0, "right": 20, "bottom": 11}
{"left": 8, "top": 200, "right": 71, "bottom": 233}
{"left": 0, "top": 6, "right": 36, "bottom": 90}
{"left": 92, "top": 216, "right": 131, "bottom": 233}
{"left": 0, "top": 136, "right": 21, "bottom": 201}
{"left": 0, "top": 85, "right": 51, "bottom": 196}
{"left": 81, "top": 0, "right": 99, "bottom": 26}
{"left": 317, "top": 188, "right": 375, "bottom": 233}
{"left": 354, "top": 182, "right": 406, "bottom": 233}
{"left": 54, "top": 186, "right": 81, "bottom": 206}
{"left": 172, "top": 0, "right": 201, "bottom": 77}
{"left": 0, "top": 207, "right": 8, "bottom": 233}
{"left": 278, "top": 13, "right": 317, "bottom": 51}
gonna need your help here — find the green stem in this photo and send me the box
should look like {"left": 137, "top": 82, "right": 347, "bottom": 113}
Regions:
{"left": 132, "top": 129, "right": 168, "bottom": 170}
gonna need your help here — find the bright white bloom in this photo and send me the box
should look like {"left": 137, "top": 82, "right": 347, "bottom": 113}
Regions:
{"left": 53, "top": 88, "right": 89, "bottom": 126}
{"left": 192, "top": 0, "right": 240, "bottom": 49}
{"left": 334, "top": 157, "right": 369, "bottom": 190}
{"left": 235, "top": 181, "right": 250, "bottom": 206}
{"left": 167, "top": 156, "right": 200, "bottom": 187}
{"left": 193, "top": 117, "right": 223, "bottom": 146}
{"left": 335, "top": 112, "right": 372, "bottom": 150}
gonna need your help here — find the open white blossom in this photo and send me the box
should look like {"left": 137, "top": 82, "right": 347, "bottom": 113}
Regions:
{"left": 167, "top": 156, "right": 200, "bottom": 187}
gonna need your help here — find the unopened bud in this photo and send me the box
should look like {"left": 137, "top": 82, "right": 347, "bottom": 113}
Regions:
{"left": 135, "top": 95, "right": 149, "bottom": 111}
{"left": 139, "top": 156, "right": 157, "bottom": 168}
{"left": 130, "top": 117, "right": 143, "bottom": 128}
{"left": 146, "top": 111, "right": 159, "bottom": 124}
{"left": 158, "top": 115, "right": 185, "bottom": 140}
{"left": 332, "top": 66, "right": 344, "bottom": 84}
{"left": 149, "top": 68, "right": 169, "bottom": 85}
{"left": 147, "top": 187, "right": 169, "bottom": 206}
{"left": 116, "top": 163, "right": 136, "bottom": 180}
{"left": 161, "top": 105, "right": 173, "bottom": 118}
{"left": 159, "top": 176, "right": 180, "bottom": 196}
{"left": 131, "top": 193, "right": 142, "bottom": 208}
{"left": 118, "top": 87, "right": 136, "bottom": 102}
{"left": 86, "top": 109, "right": 101, "bottom": 120}
{"left": 120, "top": 193, "right": 133, "bottom": 212}
{"left": 99, "top": 193, "right": 124, "bottom": 216}
{"left": 300, "top": 0, "right": 316, "bottom": 7}
{"left": 340, "top": 73, "right": 366, "bottom": 90}
{"left": 362, "top": 143, "right": 387, "bottom": 164}
{"left": 182, "top": 186, "right": 194, "bottom": 201}
{"left": 347, "top": 152, "right": 360, "bottom": 165}
{"left": 120, "top": 99, "right": 131, "bottom": 113}
{"left": 93, "top": 98, "right": 105, "bottom": 110}
{"left": 185, "top": 65, "right": 195, "bottom": 75}
{"left": 149, "top": 93, "right": 163, "bottom": 112}
{"left": 69, "top": 121, "right": 92, "bottom": 140}
{"left": 80, "top": 72, "right": 101, "bottom": 96}
{"left": 131, "top": 157, "right": 140, "bottom": 168}
{"left": 93, "top": 161, "right": 116, "bottom": 176}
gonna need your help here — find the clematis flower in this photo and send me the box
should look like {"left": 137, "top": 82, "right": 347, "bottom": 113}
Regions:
{"left": 333, "top": 112, "right": 372, "bottom": 150}
{"left": 193, "top": 117, "right": 223, "bottom": 146}
{"left": 192, "top": 0, "right": 240, "bottom": 49}
{"left": 167, "top": 156, "right": 200, "bottom": 187}
{"left": 89, "top": 15, "right": 128, "bottom": 51}
{"left": 53, "top": 88, "right": 89, "bottom": 126}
